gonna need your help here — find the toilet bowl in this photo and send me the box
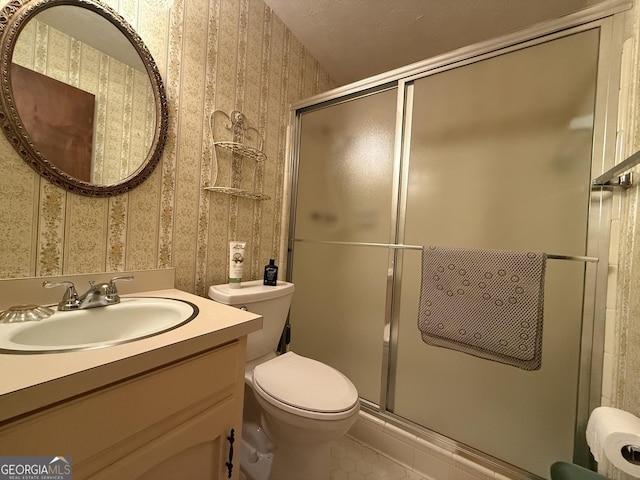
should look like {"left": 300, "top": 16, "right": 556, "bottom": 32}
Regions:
{"left": 208, "top": 280, "right": 359, "bottom": 480}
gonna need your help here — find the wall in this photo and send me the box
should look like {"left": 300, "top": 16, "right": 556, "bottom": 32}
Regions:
{"left": 0, "top": 0, "right": 335, "bottom": 296}
{"left": 586, "top": 2, "right": 640, "bottom": 479}
{"left": 613, "top": 0, "right": 640, "bottom": 448}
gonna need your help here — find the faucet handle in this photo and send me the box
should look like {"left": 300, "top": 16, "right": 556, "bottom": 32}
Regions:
{"left": 43, "top": 280, "right": 77, "bottom": 298}
{"left": 43, "top": 280, "right": 80, "bottom": 310}
{"left": 108, "top": 275, "right": 134, "bottom": 295}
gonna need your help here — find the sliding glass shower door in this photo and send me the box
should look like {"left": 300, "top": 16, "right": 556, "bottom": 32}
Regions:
{"left": 390, "top": 29, "right": 600, "bottom": 478}
{"left": 288, "top": 24, "right": 606, "bottom": 480}
{"left": 290, "top": 88, "right": 398, "bottom": 403}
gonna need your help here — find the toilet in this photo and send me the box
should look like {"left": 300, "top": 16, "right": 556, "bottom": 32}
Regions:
{"left": 208, "top": 280, "right": 359, "bottom": 480}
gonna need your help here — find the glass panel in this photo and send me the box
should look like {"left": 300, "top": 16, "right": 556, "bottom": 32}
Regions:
{"left": 290, "top": 88, "right": 398, "bottom": 403}
{"left": 290, "top": 243, "right": 389, "bottom": 402}
{"left": 294, "top": 89, "right": 397, "bottom": 244}
{"left": 391, "top": 29, "right": 600, "bottom": 478}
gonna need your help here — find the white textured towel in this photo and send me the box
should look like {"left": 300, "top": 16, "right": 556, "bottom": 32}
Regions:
{"left": 417, "top": 246, "right": 547, "bottom": 371}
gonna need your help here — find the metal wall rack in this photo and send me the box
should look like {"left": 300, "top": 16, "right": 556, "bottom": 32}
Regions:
{"left": 204, "top": 110, "right": 270, "bottom": 200}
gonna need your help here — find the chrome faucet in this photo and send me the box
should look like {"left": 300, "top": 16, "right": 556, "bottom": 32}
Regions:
{"left": 43, "top": 275, "right": 134, "bottom": 311}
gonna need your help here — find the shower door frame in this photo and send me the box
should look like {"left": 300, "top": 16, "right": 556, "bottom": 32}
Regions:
{"left": 284, "top": 2, "right": 629, "bottom": 478}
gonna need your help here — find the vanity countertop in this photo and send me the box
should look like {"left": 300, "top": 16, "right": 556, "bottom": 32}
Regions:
{"left": 0, "top": 288, "right": 262, "bottom": 424}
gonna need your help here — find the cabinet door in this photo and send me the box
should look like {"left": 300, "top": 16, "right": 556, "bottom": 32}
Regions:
{"left": 93, "top": 395, "right": 240, "bottom": 480}
{"left": 0, "top": 342, "right": 241, "bottom": 469}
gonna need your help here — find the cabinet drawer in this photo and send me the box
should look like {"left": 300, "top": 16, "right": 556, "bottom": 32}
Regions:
{"left": 0, "top": 341, "right": 241, "bottom": 464}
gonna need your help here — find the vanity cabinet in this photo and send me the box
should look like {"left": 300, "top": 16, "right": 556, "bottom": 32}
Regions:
{"left": 0, "top": 339, "right": 246, "bottom": 480}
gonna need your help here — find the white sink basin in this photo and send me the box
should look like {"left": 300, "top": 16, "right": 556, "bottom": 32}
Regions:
{"left": 0, "top": 297, "right": 198, "bottom": 353}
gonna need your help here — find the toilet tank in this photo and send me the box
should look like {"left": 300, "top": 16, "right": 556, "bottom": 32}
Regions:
{"left": 208, "top": 280, "right": 294, "bottom": 361}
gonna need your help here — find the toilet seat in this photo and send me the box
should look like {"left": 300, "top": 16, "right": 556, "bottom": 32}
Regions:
{"left": 252, "top": 352, "right": 359, "bottom": 420}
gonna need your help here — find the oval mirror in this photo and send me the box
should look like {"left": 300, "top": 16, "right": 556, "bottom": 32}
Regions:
{"left": 0, "top": 0, "right": 168, "bottom": 196}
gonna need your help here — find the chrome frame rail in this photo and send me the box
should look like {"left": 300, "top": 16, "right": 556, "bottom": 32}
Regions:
{"left": 293, "top": 239, "right": 599, "bottom": 263}
{"left": 592, "top": 149, "right": 640, "bottom": 187}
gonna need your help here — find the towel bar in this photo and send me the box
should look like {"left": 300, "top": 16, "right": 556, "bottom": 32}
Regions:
{"left": 592, "top": 149, "right": 640, "bottom": 188}
{"left": 293, "top": 239, "right": 599, "bottom": 263}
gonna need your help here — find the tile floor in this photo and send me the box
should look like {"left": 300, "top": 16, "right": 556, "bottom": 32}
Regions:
{"left": 330, "top": 435, "right": 429, "bottom": 480}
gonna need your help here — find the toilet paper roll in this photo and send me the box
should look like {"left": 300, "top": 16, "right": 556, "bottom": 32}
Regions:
{"left": 586, "top": 406, "right": 640, "bottom": 477}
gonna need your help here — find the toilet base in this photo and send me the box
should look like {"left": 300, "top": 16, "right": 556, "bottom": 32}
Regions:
{"left": 268, "top": 443, "right": 330, "bottom": 480}
{"left": 253, "top": 381, "right": 359, "bottom": 480}
{"left": 240, "top": 422, "right": 273, "bottom": 480}
{"left": 239, "top": 419, "right": 332, "bottom": 480}
{"left": 240, "top": 440, "right": 273, "bottom": 480}
{"left": 259, "top": 410, "right": 339, "bottom": 480}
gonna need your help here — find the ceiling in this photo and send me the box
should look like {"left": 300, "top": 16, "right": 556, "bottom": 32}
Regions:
{"left": 262, "top": 0, "right": 605, "bottom": 85}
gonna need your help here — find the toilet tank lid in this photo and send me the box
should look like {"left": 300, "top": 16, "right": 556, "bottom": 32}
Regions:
{"left": 208, "top": 280, "right": 294, "bottom": 305}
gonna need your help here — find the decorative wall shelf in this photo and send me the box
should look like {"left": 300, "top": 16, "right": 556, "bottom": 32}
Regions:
{"left": 203, "top": 186, "right": 270, "bottom": 201}
{"left": 213, "top": 141, "right": 266, "bottom": 162}
{"left": 206, "top": 110, "right": 269, "bottom": 200}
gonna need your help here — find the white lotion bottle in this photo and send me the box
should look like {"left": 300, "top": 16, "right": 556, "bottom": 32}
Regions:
{"left": 229, "top": 241, "right": 246, "bottom": 288}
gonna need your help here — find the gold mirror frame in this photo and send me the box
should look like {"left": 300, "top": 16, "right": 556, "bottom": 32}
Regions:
{"left": 0, "top": 0, "right": 168, "bottom": 196}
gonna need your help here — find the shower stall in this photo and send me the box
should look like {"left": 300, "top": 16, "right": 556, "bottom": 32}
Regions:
{"left": 285, "top": 7, "right": 625, "bottom": 480}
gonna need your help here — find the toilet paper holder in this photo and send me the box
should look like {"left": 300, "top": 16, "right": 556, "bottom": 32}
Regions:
{"left": 622, "top": 445, "right": 640, "bottom": 465}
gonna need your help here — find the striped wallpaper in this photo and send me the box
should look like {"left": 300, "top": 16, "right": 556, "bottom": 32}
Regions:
{"left": 0, "top": 0, "right": 336, "bottom": 297}
{"left": 4, "top": 0, "right": 640, "bottom": 476}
